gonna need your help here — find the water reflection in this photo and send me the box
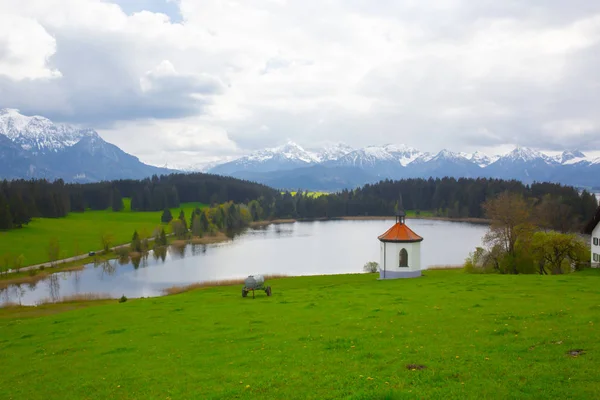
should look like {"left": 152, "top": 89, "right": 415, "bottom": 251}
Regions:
{"left": 48, "top": 274, "right": 60, "bottom": 302}
{"left": 189, "top": 244, "right": 207, "bottom": 257}
{"left": 152, "top": 247, "right": 168, "bottom": 262}
{"left": 169, "top": 245, "right": 186, "bottom": 259}
{"left": 1, "top": 220, "right": 487, "bottom": 306}
{"left": 99, "top": 260, "right": 118, "bottom": 277}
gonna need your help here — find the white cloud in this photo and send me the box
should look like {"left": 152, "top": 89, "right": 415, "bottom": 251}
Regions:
{"left": 0, "top": 14, "right": 61, "bottom": 80}
{"left": 2, "top": 0, "right": 600, "bottom": 166}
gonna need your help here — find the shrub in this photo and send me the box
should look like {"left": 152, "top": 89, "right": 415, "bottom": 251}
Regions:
{"left": 115, "top": 247, "right": 129, "bottom": 258}
{"left": 363, "top": 261, "right": 379, "bottom": 273}
{"left": 119, "top": 295, "right": 127, "bottom": 303}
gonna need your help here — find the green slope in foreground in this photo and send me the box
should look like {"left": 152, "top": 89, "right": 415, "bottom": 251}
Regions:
{"left": 2, "top": 270, "right": 600, "bottom": 399}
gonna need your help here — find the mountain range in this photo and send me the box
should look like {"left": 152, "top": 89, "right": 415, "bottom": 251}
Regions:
{"left": 207, "top": 142, "right": 600, "bottom": 191}
{"left": 0, "top": 109, "right": 173, "bottom": 182}
{"left": 2, "top": 109, "right": 599, "bottom": 191}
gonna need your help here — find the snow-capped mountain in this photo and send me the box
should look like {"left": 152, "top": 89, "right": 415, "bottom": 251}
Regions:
{"left": 310, "top": 142, "right": 355, "bottom": 162}
{"left": 383, "top": 144, "right": 424, "bottom": 166}
{"left": 0, "top": 109, "right": 174, "bottom": 182}
{"left": 0, "top": 108, "right": 98, "bottom": 154}
{"left": 556, "top": 150, "right": 588, "bottom": 165}
{"left": 207, "top": 142, "right": 600, "bottom": 191}
{"left": 461, "top": 151, "right": 498, "bottom": 168}
{"left": 499, "top": 146, "right": 557, "bottom": 164}
{"left": 209, "top": 141, "right": 321, "bottom": 175}
{"left": 324, "top": 144, "right": 428, "bottom": 178}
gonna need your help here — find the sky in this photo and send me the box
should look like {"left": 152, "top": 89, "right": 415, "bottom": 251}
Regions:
{"left": 2, "top": 0, "right": 600, "bottom": 168}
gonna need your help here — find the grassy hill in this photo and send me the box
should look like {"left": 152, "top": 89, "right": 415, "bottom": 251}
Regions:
{"left": 0, "top": 200, "right": 206, "bottom": 269}
{"left": 2, "top": 269, "right": 599, "bottom": 399}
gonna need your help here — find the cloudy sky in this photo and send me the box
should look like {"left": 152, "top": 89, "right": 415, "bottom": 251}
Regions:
{"left": 2, "top": 0, "right": 600, "bottom": 167}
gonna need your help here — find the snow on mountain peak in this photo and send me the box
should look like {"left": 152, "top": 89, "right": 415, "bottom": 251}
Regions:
{"left": 559, "top": 150, "right": 588, "bottom": 165}
{"left": 432, "top": 149, "right": 467, "bottom": 162}
{"left": 243, "top": 141, "right": 318, "bottom": 164}
{"left": 0, "top": 109, "right": 97, "bottom": 153}
{"left": 505, "top": 146, "right": 546, "bottom": 162}
{"left": 461, "top": 151, "right": 497, "bottom": 167}
{"left": 310, "top": 142, "right": 354, "bottom": 162}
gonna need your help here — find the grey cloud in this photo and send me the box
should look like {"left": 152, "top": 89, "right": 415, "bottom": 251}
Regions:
{"left": 0, "top": 30, "right": 222, "bottom": 128}
{"left": 142, "top": 68, "right": 223, "bottom": 97}
{"left": 4, "top": 0, "right": 600, "bottom": 164}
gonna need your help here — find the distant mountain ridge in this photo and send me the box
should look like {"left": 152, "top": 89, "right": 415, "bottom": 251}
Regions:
{"left": 4, "top": 108, "right": 599, "bottom": 190}
{"left": 0, "top": 109, "right": 175, "bottom": 182}
{"left": 206, "top": 141, "right": 600, "bottom": 191}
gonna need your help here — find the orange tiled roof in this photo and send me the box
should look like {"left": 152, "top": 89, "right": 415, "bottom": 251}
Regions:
{"left": 378, "top": 222, "right": 423, "bottom": 243}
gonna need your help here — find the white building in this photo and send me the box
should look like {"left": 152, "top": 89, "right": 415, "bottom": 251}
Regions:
{"left": 584, "top": 207, "right": 600, "bottom": 267}
{"left": 377, "top": 212, "right": 423, "bottom": 279}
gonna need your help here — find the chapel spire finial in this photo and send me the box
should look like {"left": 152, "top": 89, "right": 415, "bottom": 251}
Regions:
{"left": 395, "top": 193, "right": 405, "bottom": 224}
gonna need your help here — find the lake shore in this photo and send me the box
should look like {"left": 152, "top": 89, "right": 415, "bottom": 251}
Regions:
{"left": 252, "top": 215, "right": 491, "bottom": 225}
{"left": 340, "top": 215, "right": 491, "bottom": 224}
{"left": 1, "top": 216, "right": 486, "bottom": 279}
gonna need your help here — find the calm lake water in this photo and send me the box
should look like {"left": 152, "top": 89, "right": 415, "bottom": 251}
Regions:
{"left": 1, "top": 219, "right": 487, "bottom": 306}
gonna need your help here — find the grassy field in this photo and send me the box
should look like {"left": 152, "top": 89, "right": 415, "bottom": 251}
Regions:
{"left": 0, "top": 200, "right": 206, "bottom": 270}
{"left": 1, "top": 269, "right": 599, "bottom": 399}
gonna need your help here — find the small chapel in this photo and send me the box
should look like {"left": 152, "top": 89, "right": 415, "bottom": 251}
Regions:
{"left": 377, "top": 208, "right": 424, "bottom": 279}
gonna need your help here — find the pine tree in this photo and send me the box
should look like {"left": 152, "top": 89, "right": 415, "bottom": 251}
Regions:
{"left": 170, "top": 186, "right": 180, "bottom": 208}
{"left": 178, "top": 210, "right": 188, "bottom": 232}
{"left": 131, "top": 230, "right": 141, "bottom": 252}
{"left": 131, "top": 191, "right": 142, "bottom": 211}
{"left": 159, "top": 228, "right": 168, "bottom": 246}
{"left": 189, "top": 207, "right": 201, "bottom": 231}
{"left": 8, "top": 191, "right": 30, "bottom": 227}
{"left": 0, "top": 200, "right": 14, "bottom": 230}
{"left": 111, "top": 188, "right": 124, "bottom": 212}
{"left": 192, "top": 214, "right": 203, "bottom": 237}
{"left": 200, "top": 211, "right": 209, "bottom": 232}
{"left": 143, "top": 186, "right": 152, "bottom": 211}
{"left": 161, "top": 208, "right": 173, "bottom": 223}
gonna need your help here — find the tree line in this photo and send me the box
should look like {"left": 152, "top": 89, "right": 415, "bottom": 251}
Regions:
{"left": 0, "top": 173, "right": 279, "bottom": 230}
{"left": 1, "top": 175, "right": 597, "bottom": 234}
{"left": 266, "top": 178, "right": 598, "bottom": 233}
{"left": 161, "top": 201, "right": 252, "bottom": 240}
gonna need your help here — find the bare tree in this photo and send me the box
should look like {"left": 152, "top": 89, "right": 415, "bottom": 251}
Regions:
{"left": 482, "top": 192, "right": 534, "bottom": 274}
{"left": 100, "top": 232, "right": 114, "bottom": 254}
{"left": 47, "top": 238, "right": 60, "bottom": 266}
{"left": 533, "top": 194, "right": 575, "bottom": 233}
{"left": 13, "top": 254, "right": 25, "bottom": 270}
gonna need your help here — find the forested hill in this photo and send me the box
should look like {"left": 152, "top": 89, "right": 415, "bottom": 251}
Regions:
{"left": 0, "top": 174, "right": 597, "bottom": 234}
{"left": 0, "top": 173, "right": 279, "bottom": 229}
{"left": 273, "top": 178, "right": 598, "bottom": 233}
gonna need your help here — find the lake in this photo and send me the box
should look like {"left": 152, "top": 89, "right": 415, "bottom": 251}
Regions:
{"left": 1, "top": 219, "right": 488, "bottom": 306}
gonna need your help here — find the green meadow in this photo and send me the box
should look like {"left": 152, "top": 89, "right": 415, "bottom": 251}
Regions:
{"left": 1, "top": 269, "right": 599, "bottom": 399}
{"left": 0, "top": 200, "right": 206, "bottom": 269}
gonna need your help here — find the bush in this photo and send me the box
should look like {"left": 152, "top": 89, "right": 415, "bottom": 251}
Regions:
{"left": 363, "top": 261, "right": 379, "bottom": 273}
{"left": 115, "top": 247, "right": 129, "bottom": 258}
{"left": 119, "top": 295, "right": 127, "bottom": 303}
